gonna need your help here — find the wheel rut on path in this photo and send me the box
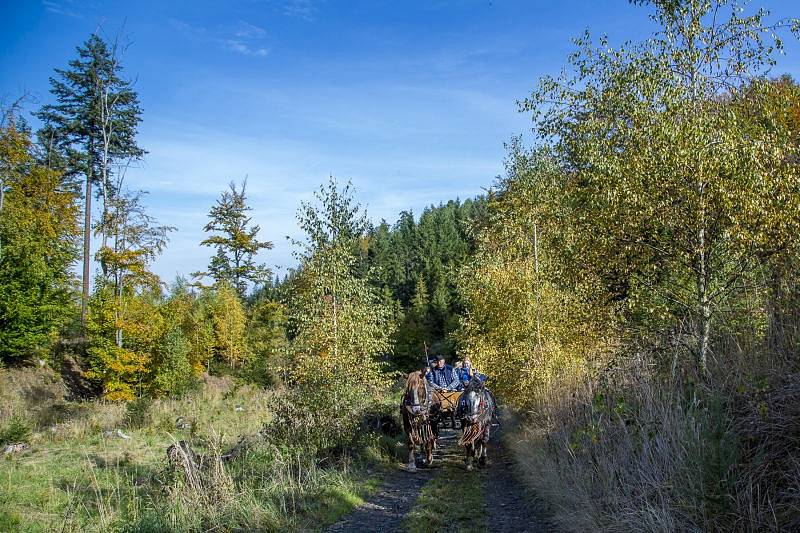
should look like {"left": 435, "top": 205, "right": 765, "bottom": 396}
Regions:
{"left": 326, "top": 424, "right": 553, "bottom": 532}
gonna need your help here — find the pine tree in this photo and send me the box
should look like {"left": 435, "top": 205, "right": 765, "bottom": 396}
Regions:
{"left": 36, "top": 33, "right": 144, "bottom": 327}
{"left": 198, "top": 179, "right": 272, "bottom": 297}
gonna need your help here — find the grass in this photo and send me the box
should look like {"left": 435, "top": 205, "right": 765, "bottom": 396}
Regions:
{"left": 0, "top": 368, "right": 393, "bottom": 532}
{"left": 403, "top": 446, "right": 487, "bottom": 533}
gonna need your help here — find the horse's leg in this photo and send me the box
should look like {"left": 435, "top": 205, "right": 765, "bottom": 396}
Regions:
{"left": 465, "top": 441, "right": 474, "bottom": 471}
{"left": 479, "top": 423, "right": 490, "bottom": 466}
{"left": 425, "top": 439, "right": 433, "bottom": 465}
{"left": 477, "top": 440, "right": 487, "bottom": 467}
{"left": 406, "top": 437, "right": 417, "bottom": 472}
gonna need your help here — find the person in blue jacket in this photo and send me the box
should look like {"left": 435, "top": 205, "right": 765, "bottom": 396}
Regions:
{"left": 457, "top": 356, "right": 487, "bottom": 387}
{"left": 426, "top": 355, "right": 460, "bottom": 391}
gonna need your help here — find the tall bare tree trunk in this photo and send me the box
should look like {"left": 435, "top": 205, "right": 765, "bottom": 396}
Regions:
{"left": 697, "top": 184, "right": 710, "bottom": 377}
{"left": 81, "top": 167, "right": 92, "bottom": 329}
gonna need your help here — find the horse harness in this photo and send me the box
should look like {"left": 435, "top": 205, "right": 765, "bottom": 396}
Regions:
{"left": 458, "top": 390, "right": 492, "bottom": 446}
{"left": 403, "top": 377, "right": 435, "bottom": 445}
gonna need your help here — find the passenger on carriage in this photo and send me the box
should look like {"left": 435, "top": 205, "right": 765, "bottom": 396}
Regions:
{"left": 457, "top": 356, "right": 487, "bottom": 389}
{"left": 426, "top": 355, "right": 460, "bottom": 391}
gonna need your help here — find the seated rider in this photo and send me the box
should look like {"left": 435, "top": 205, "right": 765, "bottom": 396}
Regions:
{"left": 426, "top": 355, "right": 460, "bottom": 392}
{"left": 457, "top": 356, "right": 487, "bottom": 388}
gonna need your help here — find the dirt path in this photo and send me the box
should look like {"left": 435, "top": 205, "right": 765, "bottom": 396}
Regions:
{"left": 326, "top": 430, "right": 460, "bottom": 533}
{"left": 326, "top": 424, "right": 553, "bottom": 532}
{"left": 482, "top": 429, "right": 552, "bottom": 532}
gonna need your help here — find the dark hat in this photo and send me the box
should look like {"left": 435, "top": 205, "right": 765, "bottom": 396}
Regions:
{"left": 436, "top": 355, "right": 446, "bottom": 361}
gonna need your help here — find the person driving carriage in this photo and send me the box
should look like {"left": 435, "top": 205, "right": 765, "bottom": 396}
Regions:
{"left": 426, "top": 355, "right": 460, "bottom": 391}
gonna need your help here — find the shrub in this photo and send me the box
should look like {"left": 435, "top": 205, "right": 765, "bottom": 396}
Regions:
{"left": 152, "top": 328, "right": 197, "bottom": 397}
{"left": 0, "top": 415, "right": 32, "bottom": 445}
{"left": 124, "top": 396, "right": 153, "bottom": 429}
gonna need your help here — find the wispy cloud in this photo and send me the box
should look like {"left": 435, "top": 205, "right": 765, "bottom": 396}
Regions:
{"left": 170, "top": 18, "right": 270, "bottom": 58}
{"left": 223, "top": 40, "right": 270, "bottom": 57}
{"left": 42, "top": 0, "right": 84, "bottom": 18}
{"left": 234, "top": 21, "right": 267, "bottom": 39}
{"left": 280, "top": 0, "right": 319, "bottom": 21}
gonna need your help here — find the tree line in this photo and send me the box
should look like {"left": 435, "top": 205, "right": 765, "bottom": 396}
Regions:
{"left": 0, "top": 30, "right": 484, "bottom": 415}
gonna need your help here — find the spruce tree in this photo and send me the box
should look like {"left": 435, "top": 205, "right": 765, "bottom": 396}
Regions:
{"left": 0, "top": 117, "right": 80, "bottom": 361}
{"left": 36, "top": 33, "right": 144, "bottom": 327}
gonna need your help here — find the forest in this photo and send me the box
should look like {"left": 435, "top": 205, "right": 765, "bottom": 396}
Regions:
{"left": 2, "top": 0, "right": 800, "bottom": 531}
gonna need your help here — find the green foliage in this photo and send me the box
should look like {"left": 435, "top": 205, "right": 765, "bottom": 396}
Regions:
{"left": 84, "top": 284, "right": 161, "bottom": 401}
{"left": 521, "top": 0, "right": 800, "bottom": 375}
{"left": 151, "top": 327, "right": 196, "bottom": 397}
{"left": 457, "top": 146, "right": 612, "bottom": 407}
{"left": 362, "top": 199, "right": 484, "bottom": 369}
{"left": 283, "top": 177, "right": 394, "bottom": 450}
{"left": 0, "top": 415, "right": 32, "bottom": 445}
{"left": 244, "top": 296, "right": 288, "bottom": 386}
{"left": 35, "top": 33, "right": 145, "bottom": 180}
{"left": 208, "top": 281, "right": 250, "bottom": 367}
{"left": 198, "top": 180, "right": 272, "bottom": 297}
{"left": 0, "top": 119, "right": 80, "bottom": 361}
{"left": 123, "top": 396, "right": 152, "bottom": 428}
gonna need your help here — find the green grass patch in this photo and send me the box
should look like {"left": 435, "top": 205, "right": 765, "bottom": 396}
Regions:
{"left": 0, "top": 377, "right": 393, "bottom": 532}
{"left": 403, "top": 454, "right": 487, "bottom": 533}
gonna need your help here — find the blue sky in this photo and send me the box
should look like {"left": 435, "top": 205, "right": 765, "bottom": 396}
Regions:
{"left": 2, "top": 0, "right": 799, "bottom": 283}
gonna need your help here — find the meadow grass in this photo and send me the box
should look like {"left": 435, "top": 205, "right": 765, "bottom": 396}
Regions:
{"left": 0, "top": 368, "right": 393, "bottom": 532}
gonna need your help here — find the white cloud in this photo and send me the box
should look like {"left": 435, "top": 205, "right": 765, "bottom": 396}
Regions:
{"left": 280, "top": 0, "right": 319, "bottom": 21}
{"left": 42, "top": 0, "right": 84, "bottom": 18}
{"left": 170, "top": 18, "right": 270, "bottom": 59}
{"left": 224, "top": 40, "right": 270, "bottom": 57}
{"left": 234, "top": 21, "right": 267, "bottom": 39}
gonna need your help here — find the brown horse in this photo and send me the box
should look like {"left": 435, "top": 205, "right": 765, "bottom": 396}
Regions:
{"left": 458, "top": 378, "right": 495, "bottom": 471}
{"left": 401, "top": 369, "right": 440, "bottom": 472}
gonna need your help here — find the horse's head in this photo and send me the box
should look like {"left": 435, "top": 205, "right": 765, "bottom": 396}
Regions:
{"left": 461, "top": 377, "right": 488, "bottom": 422}
{"left": 404, "top": 370, "right": 429, "bottom": 414}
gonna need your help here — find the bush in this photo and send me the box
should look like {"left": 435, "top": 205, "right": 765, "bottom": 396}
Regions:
{"left": 124, "top": 396, "right": 153, "bottom": 429}
{"left": 152, "top": 328, "right": 198, "bottom": 397}
{"left": 0, "top": 415, "right": 32, "bottom": 445}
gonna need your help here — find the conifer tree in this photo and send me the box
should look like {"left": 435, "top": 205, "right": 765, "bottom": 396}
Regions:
{"left": 36, "top": 33, "right": 144, "bottom": 326}
{"left": 0, "top": 116, "right": 80, "bottom": 361}
{"left": 198, "top": 179, "right": 272, "bottom": 297}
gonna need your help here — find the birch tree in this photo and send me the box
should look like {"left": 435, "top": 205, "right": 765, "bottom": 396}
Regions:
{"left": 522, "top": 0, "right": 800, "bottom": 375}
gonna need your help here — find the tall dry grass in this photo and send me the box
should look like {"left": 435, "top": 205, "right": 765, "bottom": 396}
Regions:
{"left": 512, "top": 359, "right": 705, "bottom": 532}
{"left": 510, "top": 342, "right": 800, "bottom": 532}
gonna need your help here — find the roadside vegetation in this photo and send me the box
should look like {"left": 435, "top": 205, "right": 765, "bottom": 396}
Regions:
{"left": 459, "top": 1, "right": 800, "bottom": 531}
{"left": 3, "top": 1, "right": 800, "bottom": 532}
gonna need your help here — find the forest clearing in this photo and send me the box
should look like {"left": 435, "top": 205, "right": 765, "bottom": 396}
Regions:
{"left": 3, "top": 0, "right": 800, "bottom": 531}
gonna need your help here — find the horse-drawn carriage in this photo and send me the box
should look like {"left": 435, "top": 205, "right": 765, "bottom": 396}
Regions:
{"left": 432, "top": 389, "right": 462, "bottom": 429}
{"left": 401, "top": 369, "right": 495, "bottom": 472}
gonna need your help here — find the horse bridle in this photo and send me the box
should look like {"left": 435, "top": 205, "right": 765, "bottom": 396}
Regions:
{"left": 407, "top": 376, "right": 430, "bottom": 416}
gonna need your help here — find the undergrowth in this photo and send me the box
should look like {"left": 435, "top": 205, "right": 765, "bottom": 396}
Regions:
{"left": 0, "top": 368, "right": 400, "bottom": 532}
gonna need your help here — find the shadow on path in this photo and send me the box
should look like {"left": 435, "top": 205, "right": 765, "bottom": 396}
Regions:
{"left": 483, "top": 427, "right": 554, "bottom": 532}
